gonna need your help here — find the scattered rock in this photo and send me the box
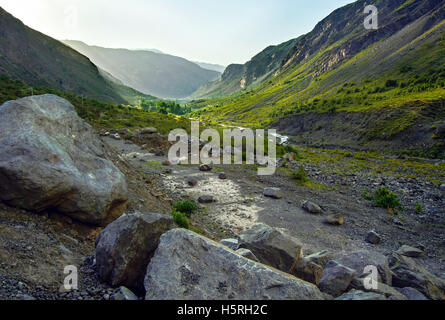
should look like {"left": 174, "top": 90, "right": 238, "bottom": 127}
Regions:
{"left": 284, "top": 153, "right": 297, "bottom": 161}
{"left": 144, "top": 229, "right": 325, "bottom": 300}
{"left": 290, "top": 257, "right": 323, "bottom": 285}
{"left": 199, "top": 164, "right": 212, "bottom": 172}
{"left": 236, "top": 248, "right": 259, "bottom": 262}
{"left": 14, "top": 294, "right": 36, "bottom": 301}
{"left": 187, "top": 177, "right": 198, "bottom": 187}
{"left": 334, "top": 250, "right": 392, "bottom": 286}
{"left": 141, "top": 127, "right": 157, "bottom": 134}
{"left": 389, "top": 252, "right": 445, "bottom": 300}
{"left": 162, "top": 168, "right": 172, "bottom": 174}
{"left": 305, "top": 250, "right": 332, "bottom": 268}
{"left": 218, "top": 172, "right": 227, "bottom": 180}
{"left": 365, "top": 230, "right": 381, "bottom": 245}
{"left": 162, "top": 160, "right": 171, "bottom": 166}
{"left": 239, "top": 224, "right": 302, "bottom": 274}
{"left": 111, "top": 133, "right": 121, "bottom": 140}
{"left": 112, "top": 286, "right": 139, "bottom": 301}
{"left": 155, "top": 150, "right": 164, "bottom": 157}
{"left": 198, "top": 195, "right": 215, "bottom": 204}
{"left": 302, "top": 200, "right": 322, "bottom": 214}
{"left": 396, "top": 287, "right": 428, "bottom": 300}
{"left": 396, "top": 245, "right": 424, "bottom": 258}
{"left": 335, "top": 289, "right": 386, "bottom": 300}
{"left": 0, "top": 95, "right": 128, "bottom": 226}
{"left": 439, "top": 184, "right": 445, "bottom": 191}
{"left": 95, "top": 212, "right": 174, "bottom": 293}
{"left": 318, "top": 260, "right": 356, "bottom": 297}
{"left": 349, "top": 277, "right": 407, "bottom": 300}
{"left": 263, "top": 187, "right": 283, "bottom": 199}
{"left": 324, "top": 214, "right": 344, "bottom": 225}
{"left": 220, "top": 238, "right": 239, "bottom": 250}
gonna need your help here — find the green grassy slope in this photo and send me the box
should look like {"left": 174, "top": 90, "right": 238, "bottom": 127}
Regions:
{"left": 188, "top": 38, "right": 299, "bottom": 99}
{"left": 191, "top": 0, "right": 445, "bottom": 127}
{"left": 0, "top": 74, "right": 190, "bottom": 134}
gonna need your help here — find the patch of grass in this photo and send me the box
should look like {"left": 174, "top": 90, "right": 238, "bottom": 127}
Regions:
{"left": 0, "top": 73, "right": 192, "bottom": 134}
{"left": 290, "top": 167, "right": 308, "bottom": 184}
{"left": 363, "top": 189, "right": 373, "bottom": 201}
{"left": 415, "top": 203, "right": 423, "bottom": 214}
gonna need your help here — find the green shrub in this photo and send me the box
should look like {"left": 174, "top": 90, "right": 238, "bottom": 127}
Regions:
{"left": 385, "top": 79, "right": 398, "bottom": 88}
{"left": 374, "top": 187, "right": 402, "bottom": 210}
{"left": 362, "top": 189, "right": 373, "bottom": 201}
{"left": 415, "top": 203, "right": 423, "bottom": 214}
{"left": 170, "top": 211, "right": 190, "bottom": 229}
{"left": 174, "top": 201, "right": 197, "bottom": 217}
{"left": 291, "top": 167, "right": 308, "bottom": 184}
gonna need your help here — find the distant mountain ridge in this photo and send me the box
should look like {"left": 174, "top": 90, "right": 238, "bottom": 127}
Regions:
{"left": 193, "top": 61, "right": 226, "bottom": 73}
{"left": 189, "top": 38, "right": 299, "bottom": 99}
{"left": 0, "top": 7, "right": 152, "bottom": 104}
{"left": 62, "top": 40, "right": 221, "bottom": 99}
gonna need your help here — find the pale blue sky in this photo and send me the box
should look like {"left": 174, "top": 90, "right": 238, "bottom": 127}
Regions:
{"left": 0, "top": 0, "right": 355, "bottom": 65}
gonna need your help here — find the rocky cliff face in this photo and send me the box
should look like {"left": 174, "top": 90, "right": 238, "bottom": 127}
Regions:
{"left": 189, "top": 38, "right": 299, "bottom": 99}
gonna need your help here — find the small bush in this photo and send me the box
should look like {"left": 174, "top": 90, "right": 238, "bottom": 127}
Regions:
{"left": 385, "top": 80, "right": 398, "bottom": 88}
{"left": 174, "top": 201, "right": 197, "bottom": 217}
{"left": 362, "top": 189, "right": 373, "bottom": 201}
{"left": 291, "top": 167, "right": 308, "bottom": 184}
{"left": 374, "top": 187, "right": 402, "bottom": 210}
{"left": 170, "top": 211, "right": 190, "bottom": 229}
{"left": 415, "top": 203, "right": 423, "bottom": 214}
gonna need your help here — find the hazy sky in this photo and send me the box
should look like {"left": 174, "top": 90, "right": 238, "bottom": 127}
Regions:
{"left": 0, "top": 0, "right": 354, "bottom": 65}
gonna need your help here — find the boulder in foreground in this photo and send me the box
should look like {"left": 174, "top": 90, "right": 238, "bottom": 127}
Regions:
{"left": 96, "top": 212, "right": 173, "bottom": 293}
{"left": 144, "top": 229, "right": 325, "bottom": 300}
{"left": 0, "top": 95, "right": 128, "bottom": 225}
{"left": 239, "top": 224, "right": 303, "bottom": 273}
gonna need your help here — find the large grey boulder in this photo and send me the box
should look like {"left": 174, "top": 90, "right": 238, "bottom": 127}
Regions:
{"left": 238, "top": 224, "right": 303, "bottom": 274}
{"left": 318, "top": 260, "right": 356, "bottom": 297}
{"left": 236, "top": 248, "right": 259, "bottom": 262}
{"left": 263, "top": 187, "right": 283, "bottom": 199}
{"left": 220, "top": 238, "right": 239, "bottom": 251}
{"left": 305, "top": 250, "right": 332, "bottom": 268}
{"left": 96, "top": 212, "right": 173, "bottom": 293}
{"left": 349, "top": 277, "right": 407, "bottom": 300}
{"left": 396, "top": 245, "right": 424, "bottom": 258}
{"left": 0, "top": 95, "right": 128, "bottom": 225}
{"left": 334, "top": 250, "right": 392, "bottom": 286}
{"left": 144, "top": 229, "right": 325, "bottom": 300}
{"left": 389, "top": 252, "right": 445, "bottom": 300}
{"left": 302, "top": 200, "right": 322, "bottom": 214}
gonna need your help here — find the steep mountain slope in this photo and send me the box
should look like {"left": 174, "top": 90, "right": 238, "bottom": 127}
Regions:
{"left": 192, "top": 0, "right": 445, "bottom": 157}
{"left": 189, "top": 38, "right": 299, "bottom": 99}
{"left": 0, "top": 7, "right": 151, "bottom": 104}
{"left": 62, "top": 40, "right": 221, "bottom": 99}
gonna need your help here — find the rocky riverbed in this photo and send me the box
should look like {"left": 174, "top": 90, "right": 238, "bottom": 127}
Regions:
{"left": 0, "top": 95, "right": 444, "bottom": 300}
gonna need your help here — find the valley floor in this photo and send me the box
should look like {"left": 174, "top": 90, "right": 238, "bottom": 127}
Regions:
{"left": 0, "top": 132, "right": 444, "bottom": 300}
